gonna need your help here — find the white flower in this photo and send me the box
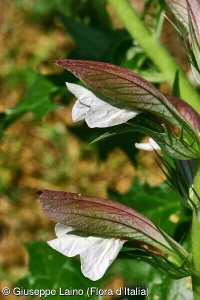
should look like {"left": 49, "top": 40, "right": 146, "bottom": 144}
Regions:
{"left": 135, "top": 138, "right": 161, "bottom": 151}
{"left": 48, "top": 223, "right": 126, "bottom": 281}
{"left": 66, "top": 82, "right": 139, "bottom": 128}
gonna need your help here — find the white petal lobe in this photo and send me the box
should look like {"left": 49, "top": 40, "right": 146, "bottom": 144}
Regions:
{"left": 48, "top": 224, "right": 125, "bottom": 281}
{"left": 135, "top": 138, "right": 161, "bottom": 151}
{"left": 66, "top": 82, "right": 139, "bottom": 128}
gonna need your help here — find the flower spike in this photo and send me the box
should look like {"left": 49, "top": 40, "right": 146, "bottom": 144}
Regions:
{"left": 56, "top": 59, "right": 200, "bottom": 160}
{"left": 37, "top": 190, "right": 193, "bottom": 280}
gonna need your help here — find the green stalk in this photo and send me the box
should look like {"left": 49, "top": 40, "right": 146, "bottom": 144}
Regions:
{"left": 192, "top": 159, "right": 200, "bottom": 300}
{"left": 107, "top": 0, "right": 200, "bottom": 114}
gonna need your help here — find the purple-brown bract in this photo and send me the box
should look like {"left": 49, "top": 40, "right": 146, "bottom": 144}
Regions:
{"left": 55, "top": 59, "right": 200, "bottom": 132}
{"left": 37, "top": 189, "right": 176, "bottom": 256}
{"left": 55, "top": 59, "right": 175, "bottom": 118}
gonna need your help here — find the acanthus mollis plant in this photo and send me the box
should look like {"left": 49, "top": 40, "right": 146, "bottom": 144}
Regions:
{"left": 165, "top": 0, "right": 200, "bottom": 84}
{"left": 37, "top": 59, "right": 200, "bottom": 298}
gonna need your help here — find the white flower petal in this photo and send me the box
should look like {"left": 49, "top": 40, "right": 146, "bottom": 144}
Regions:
{"left": 66, "top": 82, "right": 138, "bottom": 128}
{"left": 135, "top": 138, "right": 161, "bottom": 151}
{"left": 80, "top": 237, "right": 125, "bottom": 281}
{"left": 55, "top": 223, "right": 75, "bottom": 237}
{"left": 72, "top": 100, "right": 90, "bottom": 122}
{"left": 48, "top": 224, "right": 126, "bottom": 281}
{"left": 86, "top": 100, "right": 138, "bottom": 128}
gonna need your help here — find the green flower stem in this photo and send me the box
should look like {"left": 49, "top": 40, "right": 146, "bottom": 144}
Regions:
{"left": 192, "top": 159, "right": 200, "bottom": 300}
{"left": 107, "top": 0, "right": 200, "bottom": 114}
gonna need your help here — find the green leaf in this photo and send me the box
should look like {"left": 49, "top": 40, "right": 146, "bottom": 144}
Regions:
{"left": 147, "top": 269, "right": 193, "bottom": 300}
{"left": 172, "top": 70, "right": 181, "bottom": 97}
{"left": 0, "top": 74, "right": 59, "bottom": 135}
{"left": 89, "top": 0, "right": 113, "bottom": 32}
{"left": 16, "top": 0, "right": 67, "bottom": 19}
{"left": 57, "top": 13, "right": 119, "bottom": 61}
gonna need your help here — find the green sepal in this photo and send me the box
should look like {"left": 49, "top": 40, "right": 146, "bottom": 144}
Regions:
{"left": 93, "top": 114, "right": 200, "bottom": 160}
{"left": 119, "top": 249, "right": 193, "bottom": 279}
{"left": 120, "top": 228, "right": 194, "bottom": 280}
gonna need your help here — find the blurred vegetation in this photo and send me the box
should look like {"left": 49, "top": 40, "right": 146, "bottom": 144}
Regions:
{"left": 0, "top": 0, "right": 194, "bottom": 299}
